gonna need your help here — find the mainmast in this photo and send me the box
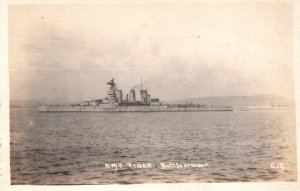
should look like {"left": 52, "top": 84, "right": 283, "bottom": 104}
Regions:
{"left": 141, "top": 76, "right": 143, "bottom": 90}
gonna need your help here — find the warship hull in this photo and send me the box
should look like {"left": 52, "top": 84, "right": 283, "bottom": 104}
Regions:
{"left": 38, "top": 105, "right": 233, "bottom": 112}
{"left": 38, "top": 78, "right": 233, "bottom": 112}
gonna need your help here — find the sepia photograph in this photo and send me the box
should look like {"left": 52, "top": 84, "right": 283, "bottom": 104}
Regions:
{"left": 1, "top": 0, "right": 299, "bottom": 189}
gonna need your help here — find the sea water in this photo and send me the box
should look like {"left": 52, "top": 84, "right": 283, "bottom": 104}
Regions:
{"left": 10, "top": 108, "right": 297, "bottom": 184}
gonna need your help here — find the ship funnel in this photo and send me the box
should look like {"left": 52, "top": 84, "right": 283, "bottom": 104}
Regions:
{"left": 148, "top": 94, "right": 151, "bottom": 104}
{"left": 129, "top": 90, "right": 136, "bottom": 102}
{"left": 116, "top": 90, "right": 123, "bottom": 103}
{"left": 140, "top": 90, "right": 148, "bottom": 104}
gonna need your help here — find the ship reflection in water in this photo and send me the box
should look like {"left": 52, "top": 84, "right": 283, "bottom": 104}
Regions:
{"left": 38, "top": 78, "right": 233, "bottom": 112}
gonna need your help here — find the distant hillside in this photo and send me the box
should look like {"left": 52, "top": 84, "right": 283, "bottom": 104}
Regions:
{"left": 170, "top": 95, "right": 294, "bottom": 107}
{"left": 10, "top": 99, "right": 40, "bottom": 108}
{"left": 10, "top": 97, "right": 83, "bottom": 108}
{"left": 10, "top": 94, "right": 294, "bottom": 108}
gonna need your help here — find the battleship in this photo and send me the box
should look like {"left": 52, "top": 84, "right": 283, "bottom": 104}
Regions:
{"left": 38, "top": 78, "right": 233, "bottom": 112}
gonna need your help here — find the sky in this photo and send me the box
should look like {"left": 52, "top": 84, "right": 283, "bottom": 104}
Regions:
{"left": 9, "top": 3, "right": 294, "bottom": 103}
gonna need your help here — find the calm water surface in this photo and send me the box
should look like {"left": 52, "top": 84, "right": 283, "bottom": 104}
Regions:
{"left": 10, "top": 108, "right": 297, "bottom": 184}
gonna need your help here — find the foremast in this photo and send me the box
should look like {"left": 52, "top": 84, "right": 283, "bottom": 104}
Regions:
{"left": 106, "top": 78, "right": 117, "bottom": 104}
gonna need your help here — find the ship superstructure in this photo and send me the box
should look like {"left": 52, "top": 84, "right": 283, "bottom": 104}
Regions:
{"left": 77, "top": 78, "right": 161, "bottom": 106}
